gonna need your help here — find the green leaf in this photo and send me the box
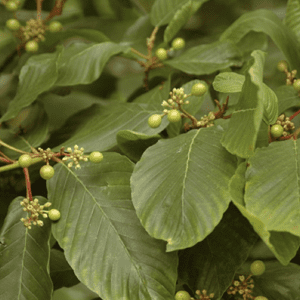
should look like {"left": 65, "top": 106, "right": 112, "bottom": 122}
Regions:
{"left": 177, "top": 203, "right": 258, "bottom": 299}
{"left": 47, "top": 153, "right": 178, "bottom": 300}
{"left": 50, "top": 249, "right": 80, "bottom": 290}
{"left": 275, "top": 85, "right": 300, "bottom": 114}
{"left": 164, "top": 40, "right": 243, "bottom": 75}
{"left": 150, "top": 0, "right": 190, "bottom": 26}
{"left": 117, "top": 130, "right": 161, "bottom": 162}
{"left": 245, "top": 139, "right": 300, "bottom": 237}
{"left": 220, "top": 9, "right": 300, "bottom": 72}
{"left": 0, "top": 50, "right": 62, "bottom": 123}
{"left": 0, "top": 197, "right": 52, "bottom": 299}
{"left": 284, "top": 0, "right": 300, "bottom": 43}
{"left": 131, "top": 126, "right": 237, "bottom": 252}
{"left": 213, "top": 72, "right": 245, "bottom": 93}
{"left": 163, "top": 1, "right": 193, "bottom": 43}
{"left": 221, "top": 50, "right": 273, "bottom": 158}
{"left": 51, "top": 101, "right": 169, "bottom": 153}
{"left": 55, "top": 42, "right": 128, "bottom": 86}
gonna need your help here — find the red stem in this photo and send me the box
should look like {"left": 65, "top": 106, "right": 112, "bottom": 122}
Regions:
{"left": 289, "top": 109, "right": 300, "bottom": 120}
{"left": 23, "top": 167, "right": 33, "bottom": 201}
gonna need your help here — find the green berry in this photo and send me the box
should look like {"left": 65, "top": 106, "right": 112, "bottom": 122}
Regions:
{"left": 250, "top": 260, "right": 265, "bottom": 276}
{"left": 40, "top": 165, "right": 55, "bottom": 180}
{"left": 148, "top": 114, "right": 162, "bottom": 128}
{"left": 270, "top": 124, "right": 283, "bottom": 138}
{"left": 48, "top": 209, "right": 61, "bottom": 221}
{"left": 5, "top": 1, "right": 19, "bottom": 11}
{"left": 167, "top": 109, "right": 181, "bottom": 123}
{"left": 293, "top": 79, "right": 300, "bottom": 92}
{"left": 254, "top": 297, "right": 268, "bottom": 300}
{"left": 277, "top": 60, "right": 288, "bottom": 72}
{"left": 18, "top": 154, "right": 32, "bottom": 168}
{"left": 48, "top": 21, "right": 63, "bottom": 33}
{"left": 172, "top": 37, "right": 185, "bottom": 50}
{"left": 155, "top": 48, "right": 168, "bottom": 61}
{"left": 175, "top": 290, "right": 191, "bottom": 300}
{"left": 89, "top": 151, "right": 103, "bottom": 163}
{"left": 25, "top": 40, "right": 39, "bottom": 53}
{"left": 191, "top": 83, "right": 207, "bottom": 96}
{"left": 6, "top": 19, "right": 20, "bottom": 31}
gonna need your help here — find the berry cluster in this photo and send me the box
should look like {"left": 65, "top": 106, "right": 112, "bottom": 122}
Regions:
{"left": 148, "top": 84, "right": 212, "bottom": 130}
{"left": 155, "top": 37, "right": 186, "bottom": 61}
{"left": 20, "top": 198, "right": 52, "bottom": 229}
{"left": 271, "top": 114, "right": 295, "bottom": 138}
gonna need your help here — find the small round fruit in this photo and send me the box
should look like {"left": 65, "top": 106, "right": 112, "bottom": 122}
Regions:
{"left": 40, "top": 165, "right": 55, "bottom": 180}
{"left": 250, "top": 260, "right": 266, "bottom": 276}
{"left": 18, "top": 154, "right": 32, "bottom": 168}
{"left": 89, "top": 151, "right": 103, "bottom": 163}
{"left": 293, "top": 79, "right": 300, "bottom": 92}
{"left": 254, "top": 297, "right": 268, "bottom": 300}
{"left": 48, "top": 209, "right": 61, "bottom": 221}
{"left": 277, "top": 60, "right": 288, "bottom": 72}
{"left": 172, "top": 37, "right": 185, "bottom": 50}
{"left": 155, "top": 48, "right": 168, "bottom": 61}
{"left": 175, "top": 290, "right": 191, "bottom": 300}
{"left": 270, "top": 124, "right": 283, "bottom": 138}
{"left": 6, "top": 19, "right": 20, "bottom": 31}
{"left": 25, "top": 40, "right": 39, "bottom": 53}
{"left": 48, "top": 21, "right": 63, "bottom": 33}
{"left": 191, "top": 82, "right": 207, "bottom": 96}
{"left": 5, "top": 1, "right": 19, "bottom": 11}
{"left": 167, "top": 109, "right": 181, "bottom": 123}
{"left": 148, "top": 114, "right": 162, "bottom": 128}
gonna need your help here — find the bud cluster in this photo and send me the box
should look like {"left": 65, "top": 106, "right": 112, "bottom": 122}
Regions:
{"left": 20, "top": 198, "right": 52, "bottom": 229}
{"left": 197, "top": 111, "right": 215, "bottom": 128}
{"left": 20, "top": 18, "right": 46, "bottom": 43}
{"left": 275, "top": 114, "right": 295, "bottom": 136}
{"left": 62, "top": 145, "right": 88, "bottom": 169}
{"left": 226, "top": 275, "right": 254, "bottom": 299}
{"left": 38, "top": 147, "right": 54, "bottom": 162}
{"left": 286, "top": 70, "right": 297, "bottom": 86}
{"left": 191, "top": 289, "right": 214, "bottom": 300}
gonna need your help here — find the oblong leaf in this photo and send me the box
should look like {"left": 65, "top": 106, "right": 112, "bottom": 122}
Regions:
{"left": 165, "top": 40, "right": 243, "bottom": 75}
{"left": 213, "top": 72, "right": 245, "bottom": 93}
{"left": 284, "top": 0, "right": 300, "bottom": 42}
{"left": 47, "top": 153, "right": 178, "bottom": 300}
{"left": 220, "top": 9, "right": 300, "bottom": 72}
{"left": 131, "top": 126, "right": 237, "bottom": 252}
{"left": 0, "top": 197, "right": 52, "bottom": 300}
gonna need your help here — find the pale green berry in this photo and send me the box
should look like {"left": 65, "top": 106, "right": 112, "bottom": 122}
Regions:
{"left": 89, "top": 151, "right": 103, "bottom": 163}
{"left": 191, "top": 83, "right": 207, "bottom": 96}
{"left": 254, "top": 297, "right": 268, "bottom": 300}
{"left": 167, "top": 109, "right": 181, "bottom": 123}
{"left": 148, "top": 114, "right": 162, "bottom": 128}
{"left": 175, "top": 290, "right": 190, "bottom": 300}
{"left": 172, "top": 37, "right": 185, "bottom": 50}
{"left": 270, "top": 124, "right": 283, "bottom": 138}
{"left": 293, "top": 79, "right": 300, "bottom": 92}
{"left": 25, "top": 40, "right": 39, "bottom": 52}
{"left": 40, "top": 165, "right": 55, "bottom": 180}
{"left": 250, "top": 260, "right": 265, "bottom": 276}
{"left": 6, "top": 19, "right": 21, "bottom": 31}
{"left": 277, "top": 60, "right": 288, "bottom": 72}
{"left": 18, "top": 154, "right": 32, "bottom": 168}
{"left": 5, "top": 1, "right": 19, "bottom": 11}
{"left": 48, "top": 21, "right": 63, "bottom": 33}
{"left": 155, "top": 48, "right": 168, "bottom": 61}
{"left": 48, "top": 209, "right": 61, "bottom": 221}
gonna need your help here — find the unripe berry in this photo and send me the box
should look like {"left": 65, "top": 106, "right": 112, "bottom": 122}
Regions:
{"left": 254, "top": 297, "right": 268, "bottom": 300}
{"left": 155, "top": 48, "right": 168, "bottom": 61}
{"left": 6, "top": 19, "right": 21, "bottom": 31}
{"left": 250, "top": 260, "right": 265, "bottom": 276}
{"left": 277, "top": 60, "right": 288, "bottom": 72}
{"left": 48, "top": 209, "right": 61, "bottom": 221}
{"left": 270, "top": 124, "right": 283, "bottom": 138}
{"left": 293, "top": 79, "right": 300, "bottom": 92}
{"left": 175, "top": 290, "right": 191, "bottom": 300}
{"left": 40, "top": 165, "right": 55, "bottom": 180}
{"left": 5, "top": 1, "right": 19, "bottom": 12}
{"left": 167, "top": 109, "right": 181, "bottom": 123}
{"left": 48, "top": 21, "right": 63, "bottom": 33}
{"left": 148, "top": 114, "right": 162, "bottom": 128}
{"left": 191, "top": 83, "right": 207, "bottom": 96}
{"left": 172, "top": 37, "right": 185, "bottom": 50}
{"left": 25, "top": 40, "right": 39, "bottom": 53}
{"left": 89, "top": 151, "right": 103, "bottom": 163}
{"left": 18, "top": 154, "right": 32, "bottom": 168}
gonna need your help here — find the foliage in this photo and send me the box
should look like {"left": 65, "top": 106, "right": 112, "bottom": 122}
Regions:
{"left": 0, "top": 0, "right": 300, "bottom": 300}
